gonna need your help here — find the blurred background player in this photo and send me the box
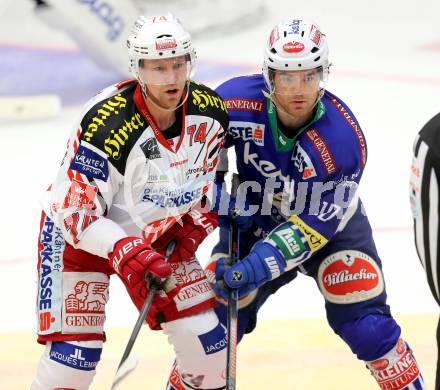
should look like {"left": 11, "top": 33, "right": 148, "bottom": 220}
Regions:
{"left": 31, "top": 0, "right": 266, "bottom": 77}
{"left": 207, "top": 18, "right": 426, "bottom": 389}
{"left": 410, "top": 113, "right": 440, "bottom": 390}
{"left": 32, "top": 14, "right": 229, "bottom": 390}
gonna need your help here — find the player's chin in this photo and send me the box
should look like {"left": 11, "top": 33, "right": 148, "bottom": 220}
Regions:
{"left": 288, "top": 103, "right": 313, "bottom": 116}
{"left": 160, "top": 94, "right": 182, "bottom": 109}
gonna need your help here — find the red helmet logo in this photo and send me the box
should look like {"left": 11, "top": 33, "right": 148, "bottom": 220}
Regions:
{"left": 283, "top": 41, "right": 305, "bottom": 53}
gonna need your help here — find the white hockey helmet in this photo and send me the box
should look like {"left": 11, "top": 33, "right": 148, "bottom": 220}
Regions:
{"left": 263, "top": 19, "right": 329, "bottom": 88}
{"left": 127, "top": 13, "right": 196, "bottom": 80}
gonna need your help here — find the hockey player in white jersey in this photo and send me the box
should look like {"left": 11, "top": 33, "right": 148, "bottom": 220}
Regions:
{"left": 32, "top": 14, "right": 229, "bottom": 390}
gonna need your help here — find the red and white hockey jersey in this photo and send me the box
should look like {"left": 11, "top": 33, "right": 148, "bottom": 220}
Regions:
{"left": 42, "top": 80, "right": 228, "bottom": 259}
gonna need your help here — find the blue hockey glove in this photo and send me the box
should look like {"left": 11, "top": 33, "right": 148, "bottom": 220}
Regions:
{"left": 213, "top": 240, "right": 287, "bottom": 300}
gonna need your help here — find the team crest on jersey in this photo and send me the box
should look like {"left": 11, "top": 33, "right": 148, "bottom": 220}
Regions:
{"left": 317, "top": 250, "right": 384, "bottom": 304}
{"left": 141, "top": 137, "right": 161, "bottom": 160}
{"left": 229, "top": 121, "right": 265, "bottom": 145}
{"left": 292, "top": 143, "right": 317, "bottom": 179}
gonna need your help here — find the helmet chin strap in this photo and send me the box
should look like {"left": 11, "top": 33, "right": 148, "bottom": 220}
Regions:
{"left": 138, "top": 77, "right": 191, "bottom": 112}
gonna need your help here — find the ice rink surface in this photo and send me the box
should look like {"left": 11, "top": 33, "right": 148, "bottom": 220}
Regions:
{"left": 0, "top": 0, "right": 439, "bottom": 387}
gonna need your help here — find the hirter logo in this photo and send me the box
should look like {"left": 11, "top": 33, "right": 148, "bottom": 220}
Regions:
{"left": 318, "top": 250, "right": 384, "bottom": 304}
{"left": 283, "top": 41, "right": 305, "bottom": 53}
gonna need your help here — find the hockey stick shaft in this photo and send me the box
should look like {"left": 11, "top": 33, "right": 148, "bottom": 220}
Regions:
{"left": 226, "top": 173, "right": 240, "bottom": 390}
{"left": 111, "top": 240, "right": 177, "bottom": 389}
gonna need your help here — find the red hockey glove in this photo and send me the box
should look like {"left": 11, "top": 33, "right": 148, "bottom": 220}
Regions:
{"left": 152, "top": 209, "right": 218, "bottom": 262}
{"left": 109, "top": 237, "right": 179, "bottom": 310}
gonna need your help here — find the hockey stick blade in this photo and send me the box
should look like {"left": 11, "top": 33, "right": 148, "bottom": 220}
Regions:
{"left": 110, "top": 353, "right": 139, "bottom": 389}
{"left": 111, "top": 240, "right": 177, "bottom": 389}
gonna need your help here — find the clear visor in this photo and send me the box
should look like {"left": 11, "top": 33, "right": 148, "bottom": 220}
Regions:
{"left": 138, "top": 55, "right": 192, "bottom": 86}
{"left": 270, "top": 67, "right": 327, "bottom": 96}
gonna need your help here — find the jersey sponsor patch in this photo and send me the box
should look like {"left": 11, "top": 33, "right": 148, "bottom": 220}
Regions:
{"left": 103, "top": 112, "right": 146, "bottom": 160}
{"left": 289, "top": 215, "right": 328, "bottom": 252}
{"left": 224, "top": 98, "right": 264, "bottom": 113}
{"left": 70, "top": 144, "right": 109, "bottom": 181}
{"left": 141, "top": 137, "right": 161, "bottom": 160}
{"left": 49, "top": 342, "right": 102, "bottom": 371}
{"left": 82, "top": 93, "right": 128, "bottom": 142}
{"left": 63, "top": 179, "right": 97, "bottom": 210}
{"left": 329, "top": 97, "right": 367, "bottom": 167}
{"left": 243, "top": 142, "right": 292, "bottom": 183}
{"left": 192, "top": 88, "right": 227, "bottom": 113}
{"left": 368, "top": 338, "right": 421, "bottom": 389}
{"left": 38, "top": 215, "right": 65, "bottom": 335}
{"left": 317, "top": 250, "right": 384, "bottom": 304}
{"left": 142, "top": 187, "right": 203, "bottom": 208}
{"left": 198, "top": 322, "right": 227, "bottom": 355}
{"left": 229, "top": 121, "right": 265, "bottom": 145}
{"left": 171, "top": 259, "right": 214, "bottom": 312}
{"left": 267, "top": 222, "right": 306, "bottom": 260}
{"left": 61, "top": 272, "right": 109, "bottom": 334}
{"left": 305, "top": 129, "right": 336, "bottom": 175}
{"left": 292, "top": 143, "right": 317, "bottom": 179}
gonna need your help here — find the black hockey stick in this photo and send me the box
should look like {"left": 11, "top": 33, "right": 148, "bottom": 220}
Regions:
{"left": 226, "top": 173, "right": 240, "bottom": 390}
{"left": 111, "top": 240, "right": 177, "bottom": 389}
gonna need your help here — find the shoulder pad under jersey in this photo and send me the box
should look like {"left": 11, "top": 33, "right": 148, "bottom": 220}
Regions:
{"left": 78, "top": 82, "right": 148, "bottom": 174}
{"left": 187, "top": 81, "right": 229, "bottom": 131}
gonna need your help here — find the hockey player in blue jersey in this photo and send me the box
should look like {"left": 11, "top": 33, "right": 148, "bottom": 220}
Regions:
{"left": 207, "top": 18, "right": 426, "bottom": 389}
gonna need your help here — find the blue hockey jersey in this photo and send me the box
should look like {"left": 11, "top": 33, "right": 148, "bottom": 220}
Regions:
{"left": 216, "top": 74, "right": 367, "bottom": 262}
